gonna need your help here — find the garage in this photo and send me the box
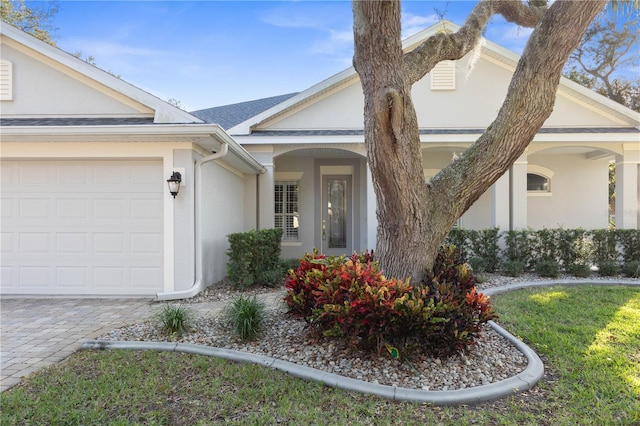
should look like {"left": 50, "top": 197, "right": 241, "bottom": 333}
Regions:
{"left": 1, "top": 159, "right": 164, "bottom": 296}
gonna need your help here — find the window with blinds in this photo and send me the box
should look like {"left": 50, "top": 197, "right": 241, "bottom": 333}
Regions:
{"left": 275, "top": 181, "right": 300, "bottom": 241}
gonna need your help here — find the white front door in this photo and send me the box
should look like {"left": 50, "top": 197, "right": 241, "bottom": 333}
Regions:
{"left": 321, "top": 175, "right": 352, "bottom": 256}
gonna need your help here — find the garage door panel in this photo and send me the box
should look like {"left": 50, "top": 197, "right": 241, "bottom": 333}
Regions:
{"left": 1, "top": 159, "right": 163, "bottom": 296}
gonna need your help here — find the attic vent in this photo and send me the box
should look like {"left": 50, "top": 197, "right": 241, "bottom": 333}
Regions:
{"left": 0, "top": 60, "right": 13, "bottom": 101}
{"left": 431, "top": 60, "right": 455, "bottom": 90}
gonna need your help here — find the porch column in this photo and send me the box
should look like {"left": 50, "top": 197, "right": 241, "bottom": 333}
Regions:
{"left": 615, "top": 144, "right": 640, "bottom": 229}
{"left": 511, "top": 153, "right": 528, "bottom": 230}
{"left": 491, "top": 173, "right": 510, "bottom": 230}
{"left": 246, "top": 148, "right": 275, "bottom": 230}
{"left": 366, "top": 164, "right": 378, "bottom": 251}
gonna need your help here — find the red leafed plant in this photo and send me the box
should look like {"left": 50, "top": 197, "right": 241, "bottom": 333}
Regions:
{"left": 284, "top": 246, "right": 497, "bottom": 357}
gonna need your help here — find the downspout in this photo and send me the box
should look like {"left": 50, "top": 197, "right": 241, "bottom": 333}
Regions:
{"left": 156, "top": 142, "right": 229, "bottom": 301}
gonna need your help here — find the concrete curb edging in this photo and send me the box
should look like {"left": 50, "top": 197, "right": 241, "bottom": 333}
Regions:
{"left": 81, "top": 325, "right": 543, "bottom": 405}
{"left": 80, "top": 279, "right": 639, "bottom": 405}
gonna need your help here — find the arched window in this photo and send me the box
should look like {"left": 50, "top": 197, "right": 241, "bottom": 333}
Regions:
{"left": 527, "top": 173, "right": 550, "bottom": 192}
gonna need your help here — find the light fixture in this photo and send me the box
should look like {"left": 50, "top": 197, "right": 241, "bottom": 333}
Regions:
{"left": 167, "top": 171, "right": 182, "bottom": 198}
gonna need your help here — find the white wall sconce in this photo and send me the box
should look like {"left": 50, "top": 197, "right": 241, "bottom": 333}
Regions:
{"left": 167, "top": 171, "right": 182, "bottom": 198}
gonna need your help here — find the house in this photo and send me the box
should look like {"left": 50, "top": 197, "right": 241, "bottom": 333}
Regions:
{"left": 0, "top": 23, "right": 265, "bottom": 298}
{"left": 1, "top": 21, "right": 638, "bottom": 297}
{"left": 193, "top": 21, "right": 640, "bottom": 261}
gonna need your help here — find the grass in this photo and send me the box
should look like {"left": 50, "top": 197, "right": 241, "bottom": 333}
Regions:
{"left": 1, "top": 285, "right": 638, "bottom": 425}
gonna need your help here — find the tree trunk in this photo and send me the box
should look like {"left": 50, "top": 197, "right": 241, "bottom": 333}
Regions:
{"left": 352, "top": 0, "right": 607, "bottom": 282}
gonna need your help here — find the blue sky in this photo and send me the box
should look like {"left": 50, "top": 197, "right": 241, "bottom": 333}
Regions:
{"left": 41, "top": 1, "right": 628, "bottom": 111}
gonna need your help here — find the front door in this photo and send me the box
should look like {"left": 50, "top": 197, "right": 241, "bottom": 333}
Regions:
{"left": 321, "top": 175, "right": 352, "bottom": 256}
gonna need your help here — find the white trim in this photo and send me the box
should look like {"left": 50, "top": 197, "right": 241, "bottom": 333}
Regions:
{"left": 527, "top": 164, "right": 555, "bottom": 179}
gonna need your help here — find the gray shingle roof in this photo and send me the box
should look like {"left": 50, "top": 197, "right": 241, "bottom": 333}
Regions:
{"left": 191, "top": 93, "right": 298, "bottom": 130}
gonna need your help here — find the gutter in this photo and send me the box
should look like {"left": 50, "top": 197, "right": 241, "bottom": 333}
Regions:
{"left": 155, "top": 142, "right": 229, "bottom": 301}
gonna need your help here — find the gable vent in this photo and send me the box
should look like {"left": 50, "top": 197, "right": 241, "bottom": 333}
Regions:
{"left": 431, "top": 60, "right": 456, "bottom": 90}
{"left": 0, "top": 60, "right": 13, "bottom": 101}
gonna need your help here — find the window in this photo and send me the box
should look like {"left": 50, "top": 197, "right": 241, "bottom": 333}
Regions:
{"left": 527, "top": 173, "right": 550, "bottom": 192}
{"left": 1, "top": 60, "right": 13, "bottom": 101}
{"left": 275, "top": 181, "right": 300, "bottom": 241}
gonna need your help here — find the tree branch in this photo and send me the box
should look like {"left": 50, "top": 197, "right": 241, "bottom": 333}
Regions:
{"left": 429, "top": 0, "right": 608, "bottom": 215}
{"left": 403, "top": 0, "right": 547, "bottom": 85}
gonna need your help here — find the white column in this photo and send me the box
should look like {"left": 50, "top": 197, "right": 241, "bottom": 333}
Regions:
{"left": 491, "top": 173, "right": 510, "bottom": 230}
{"left": 246, "top": 147, "right": 275, "bottom": 230}
{"left": 615, "top": 145, "right": 640, "bottom": 229}
{"left": 511, "top": 154, "right": 528, "bottom": 230}
{"left": 366, "top": 164, "right": 378, "bottom": 251}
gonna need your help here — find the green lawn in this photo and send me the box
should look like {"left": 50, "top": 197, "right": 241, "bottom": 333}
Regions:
{"left": 1, "top": 285, "right": 638, "bottom": 425}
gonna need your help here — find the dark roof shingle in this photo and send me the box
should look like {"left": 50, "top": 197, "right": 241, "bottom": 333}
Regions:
{"left": 191, "top": 93, "right": 298, "bottom": 130}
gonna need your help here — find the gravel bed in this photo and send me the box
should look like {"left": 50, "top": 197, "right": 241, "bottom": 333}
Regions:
{"left": 97, "top": 273, "right": 632, "bottom": 391}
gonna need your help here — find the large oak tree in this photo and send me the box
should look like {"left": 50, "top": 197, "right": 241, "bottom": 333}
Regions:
{"left": 352, "top": 0, "right": 612, "bottom": 281}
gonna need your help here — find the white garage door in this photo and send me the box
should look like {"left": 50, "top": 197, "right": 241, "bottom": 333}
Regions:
{"left": 1, "top": 159, "right": 164, "bottom": 296}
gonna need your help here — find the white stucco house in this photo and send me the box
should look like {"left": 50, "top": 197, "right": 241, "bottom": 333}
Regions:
{"left": 1, "top": 21, "right": 639, "bottom": 297}
{"left": 192, "top": 21, "right": 640, "bottom": 261}
{"left": 0, "top": 23, "right": 265, "bottom": 298}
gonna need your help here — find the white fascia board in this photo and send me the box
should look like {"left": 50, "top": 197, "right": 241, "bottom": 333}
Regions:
{"left": 234, "top": 134, "right": 365, "bottom": 145}
{"left": 0, "top": 123, "right": 265, "bottom": 173}
{"left": 0, "top": 24, "right": 202, "bottom": 124}
{"left": 234, "top": 130, "right": 639, "bottom": 146}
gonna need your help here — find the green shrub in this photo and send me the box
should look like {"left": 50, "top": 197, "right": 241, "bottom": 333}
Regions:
{"left": 255, "top": 269, "right": 286, "bottom": 288}
{"left": 280, "top": 257, "right": 302, "bottom": 273}
{"left": 567, "top": 262, "right": 591, "bottom": 278}
{"left": 622, "top": 261, "right": 640, "bottom": 278}
{"left": 226, "top": 228, "right": 283, "bottom": 289}
{"left": 590, "top": 229, "right": 618, "bottom": 265}
{"left": 446, "top": 227, "right": 470, "bottom": 263}
{"left": 535, "top": 260, "right": 560, "bottom": 278}
{"left": 597, "top": 261, "right": 620, "bottom": 277}
{"left": 467, "top": 228, "right": 500, "bottom": 272}
{"left": 283, "top": 247, "right": 496, "bottom": 357}
{"left": 502, "top": 260, "right": 525, "bottom": 277}
{"left": 157, "top": 304, "right": 193, "bottom": 337}
{"left": 502, "top": 229, "right": 534, "bottom": 269}
{"left": 531, "top": 228, "right": 560, "bottom": 264}
{"left": 469, "top": 257, "right": 487, "bottom": 274}
{"left": 617, "top": 230, "right": 640, "bottom": 264}
{"left": 224, "top": 296, "right": 266, "bottom": 341}
{"left": 557, "top": 228, "right": 590, "bottom": 268}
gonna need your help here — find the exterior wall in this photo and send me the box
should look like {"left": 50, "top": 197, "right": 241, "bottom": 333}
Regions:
{"left": 172, "top": 149, "right": 196, "bottom": 291}
{"left": 260, "top": 52, "right": 627, "bottom": 132}
{"left": 200, "top": 159, "right": 246, "bottom": 286}
{"left": 527, "top": 153, "right": 609, "bottom": 229}
{"left": 0, "top": 42, "right": 150, "bottom": 117}
{"left": 460, "top": 190, "right": 492, "bottom": 230}
{"left": 266, "top": 81, "right": 365, "bottom": 130}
